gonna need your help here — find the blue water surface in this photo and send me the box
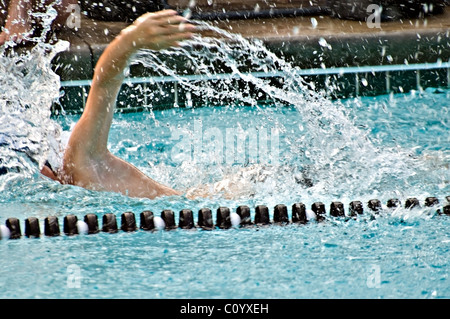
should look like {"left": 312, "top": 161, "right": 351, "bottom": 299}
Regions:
{"left": 0, "top": 89, "right": 449, "bottom": 299}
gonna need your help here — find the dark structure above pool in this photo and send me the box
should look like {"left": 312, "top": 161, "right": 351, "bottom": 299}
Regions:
{"left": 50, "top": 1, "right": 450, "bottom": 112}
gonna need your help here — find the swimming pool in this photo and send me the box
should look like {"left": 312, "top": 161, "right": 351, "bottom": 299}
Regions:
{"left": 1, "top": 87, "right": 449, "bottom": 299}
{"left": 1, "top": 20, "right": 449, "bottom": 299}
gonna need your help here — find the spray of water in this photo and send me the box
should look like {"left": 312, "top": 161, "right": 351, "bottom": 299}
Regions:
{"left": 0, "top": 17, "right": 447, "bottom": 207}
{"left": 132, "top": 22, "right": 429, "bottom": 201}
{"left": 0, "top": 2, "right": 68, "bottom": 186}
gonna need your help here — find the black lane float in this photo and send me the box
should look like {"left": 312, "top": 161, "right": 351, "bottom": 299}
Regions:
{"left": 0, "top": 196, "right": 449, "bottom": 240}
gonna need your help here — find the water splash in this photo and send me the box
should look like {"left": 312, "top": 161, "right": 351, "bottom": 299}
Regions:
{"left": 0, "top": 1, "right": 68, "bottom": 187}
{"left": 0, "top": 19, "right": 447, "bottom": 207}
{"left": 0, "top": 40, "right": 68, "bottom": 184}
{"left": 132, "top": 22, "right": 441, "bottom": 201}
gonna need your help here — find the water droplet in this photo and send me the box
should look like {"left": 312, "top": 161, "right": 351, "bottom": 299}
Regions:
{"left": 318, "top": 37, "right": 332, "bottom": 50}
{"left": 185, "top": 91, "right": 193, "bottom": 108}
{"left": 361, "top": 78, "right": 368, "bottom": 87}
{"left": 318, "top": 37, "right": 328, "bottom": 47}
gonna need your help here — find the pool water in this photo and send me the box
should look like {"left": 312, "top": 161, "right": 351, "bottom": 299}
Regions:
{"left": 0, "top": 88, "right": 449, "bottom": 299}
{"left": 1, "top": 215, "right": 449, "bottom": 299}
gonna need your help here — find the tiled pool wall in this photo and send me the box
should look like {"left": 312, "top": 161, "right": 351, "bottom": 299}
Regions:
{"left": 55, "top": 62, "right": 450, "bottom": 114}
{"left": 52, "top": 6, "right": 450, "bottom": 113}
{"left": 54, "top": 53, "right": 450, "bottom": 114}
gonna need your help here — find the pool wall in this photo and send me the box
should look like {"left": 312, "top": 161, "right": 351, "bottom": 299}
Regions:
{"left": 46, "top": 3, "right": 450, "bottom": 112}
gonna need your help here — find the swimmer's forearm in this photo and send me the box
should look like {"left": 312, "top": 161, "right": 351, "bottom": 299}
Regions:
{"left": 68, "top": 11, "right": 195, "bottom": 157}
{"left": 91, "top": 31, "right": 138, "bottom": 86}
{"left": 67, "top": 27, "right": 143, "bottom": 157}
{"left": 92, "top": 10, "right": 195, "bottom": 86}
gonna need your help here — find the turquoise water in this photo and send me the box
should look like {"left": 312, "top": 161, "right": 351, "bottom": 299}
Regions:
{"left": 0, "top": 19, "right": 449, "bottom": 298}
{"left": 1, "top": 216, "right": 448, "bottom": 299}
{"left": 0, "top": 89, "right": 449, "bottom": 299}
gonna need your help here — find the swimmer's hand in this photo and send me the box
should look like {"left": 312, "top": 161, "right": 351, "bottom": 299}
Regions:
{"left": 122, "top": 9, "right": 197, "bottom": 51}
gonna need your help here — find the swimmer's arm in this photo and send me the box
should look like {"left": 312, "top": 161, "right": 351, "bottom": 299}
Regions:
{"left": 66, "top": 10, "right": 195, "bottom": 157}
{"left": 62, "top": 10, "right": 195, "bottom": 197}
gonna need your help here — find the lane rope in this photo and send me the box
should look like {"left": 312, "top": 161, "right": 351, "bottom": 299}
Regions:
{"left": 1, "top": 196, "right": 449, "bottom": 239}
